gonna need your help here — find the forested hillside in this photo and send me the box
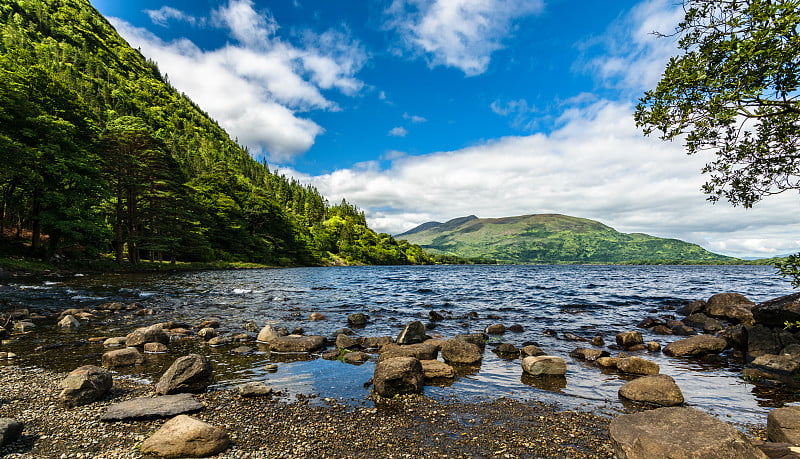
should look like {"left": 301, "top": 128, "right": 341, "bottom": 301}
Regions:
{"left": 0, "top": 0, "right": 431, "bottom": 266}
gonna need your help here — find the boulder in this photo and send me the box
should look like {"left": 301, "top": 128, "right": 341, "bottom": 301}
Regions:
{"left": 256, "top": 325, "right": 279, "bottom": 343}
{"left": 440, "top": 338, "right": 482, "bottom": 364}
{"left": 751, "top": 354, "right": 800, "bottom": 375}
{"left": 591, "top": 335, "right": 605, "bottom": 346}
{"left": 610, "top": 406, "right": 766, "bottom": 458}
{"left": 101, "top": 347, "right": 144, "bottom": 368}
{"left": 144, "top": 342, "right": 169, "bottom": 353}
{"left": 485, "top": 324, "right": 506, "bottom": 335}
{"left": 521, "top": 345, "right": 546, "bottom": 357}
{"left": 663, "top": 335, "right": 727, "bottom": 357}
{"left": 58, "top": 314, "right": 80, "bottom": 329}
{"left": 0, "top": 418, "right": 23, "bottom": 447}
{"left": 676, "top": 300, "right": 706, "bottom": 316}
{"left": 378, "top": 342, "right": 438, "bottom": 362}
{"left": 197, "top": 319, "right": 220, "bottom": 329}
{"left": 747, "top": 324, "right": 800, "bottom": 361}
{"left": 156, "top": 354, "right": 214, "bottom": 395}
{"left": 653, "top": 325, "right": 673, "bottom": 335}
{"left": 103, "top": 336, "right": 128, "bottom": 347}
{"left": 616, "top": 357, "right": 660, "bottom": 375}
{"left": 126, "top": 325, "right": 169, "bottom": 347}
{"left": 347, "top": 313, "right": 369, "bottom": 327}
{"left": 59, "top": 365, "right": 112, "bottom": 407}
{"left": 101, "top": 394, "right": 204, "bottom": 421}
{"left": 717, "top": 324, "right": 747, "bottom": 350}
{"left": 237, "top": 381, "right": 273, "bottom": 397}
{"left": 616, "top": 331, "right": 644, "bottom": 348}
{"left": 268, "top": 335, "right": 325, "bottom": 353}
{"left": 309, "top": 312, "right": 326, "bottom": 321}
{"left": 494, "top": 343, "right": 519, "bottom": 356}
{"left": 141, "top": 415, "right": 229, "bottom": 458}
{"left": 396, "top": 321, "right": 427, "bottom": 345}
{"left": 521, "top": 356, "right": 567, "bottom": 376}
{"left": 754, "top": 293, "right": 800, "bottom": 328}
{"left": 13, "top": 321, "right": 35, "bottom": 333}
{"left": 420, "top": 360, "right": 455, "bottom": 379}
{"left": 206, "top": 336, "right": 231, "bottom": 346}
{"left": 671, "top": 324, "right": 696, "bottom": 336}
{"left": 768, "top": 406, "right": 800, "bottom": 445}
{"left": 596, "top": 357, "right": 619, "bottom": 368}
{"left": 508, "top": 324, "right": 524, "bottom": 333}
{"left": 645, "top": 341, "right": 661, "bottom": 352}
{"left": 343, "top": 351, "right": 370, "bottom": 364}
{"left": 618, "top": 374, "right": 684, "bottom": 406}
{"left": 335, "top": 334, "right": 359, "bottom": 350}
{"left": 684, "top": 313, "right": 724, "bottom": 333}
{"left": 455, "top": 333, "right": 488, "bottom": 350}
{"left": 196, "top": 327, "right": 217, "bottom": 340}
{"left": 570, "top": 347, "right": 608, "bottom": 361}
{"left": 706, "top": 293, "right": 755, "bottom": 317}
{"left": 362, "top": 336, "right": 394, "bottom": 349}
{"left": 373, "top": 357, "right": 424, "bottom": 398}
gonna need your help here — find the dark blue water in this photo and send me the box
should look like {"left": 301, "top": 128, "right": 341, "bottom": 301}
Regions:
{"left": 2, "top": 264, "right": 797, "bottom": 425}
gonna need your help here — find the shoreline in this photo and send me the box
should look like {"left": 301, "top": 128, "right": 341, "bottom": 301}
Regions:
{"left": 0, "top": 365, "right": 619, "bottom": 458}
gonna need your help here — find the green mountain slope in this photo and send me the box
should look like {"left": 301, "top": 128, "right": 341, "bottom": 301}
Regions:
{"left": 0, "top": 0, "right": 430, "bottom": 266}
{"left": 397, "top": 214, "right": 738, "bottom": 264}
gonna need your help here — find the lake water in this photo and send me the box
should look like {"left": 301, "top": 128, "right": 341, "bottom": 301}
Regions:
{"left": 2, "top": 264, "right": 798, "bottom": 425}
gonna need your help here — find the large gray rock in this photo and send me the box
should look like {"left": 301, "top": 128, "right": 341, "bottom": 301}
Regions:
{"left": 396, "top": 321, "right": 427, "bottom": 345}
{"left": 440, "top": 338, "right": 482, "bottom": 364}
{"left": 610, "top": 406, "right": 767, "bottom": 458}
{"left": 616, "top": 357, "right": 660, "bottom": 376}
{"left": 156, "top": 354, "right": 214, "bottom": 395}
{"left": 101, "top": 347, "right": 144, "bottom": 368}
{"left": 101, "top": 393, "right": 204, "bottom": 421}
{"left": 59, "top": 365, "right": 112, "bottom": 407}
{"left": 378, "top": 342, "right": 438, "bottom": 362}
{"left": 618, "top": 374, "right": 684, "bottom": 407}
{"left": 521, "top": 355, "right": 567, "bottom": 376}
{"left": 141, "top": 414, "right": 229, "bottom": 458}
{"left": 267, "top": 335, "right": 325, "bottom": 353}
{"left": 663, "top": 335, "right": 727, "bottom": 357}
{"left": 754, "top": 292, "right": 800, "bottom": 328}
{"left": 126, "top": 324, "right": 169, "bottom": 347}
{"left": 420, "top": 360, "right": 455, "bottom": 379}
{"left": 768, "top": 406, "right": 800, "bottom": 445}
{"left": 373, "top": 356, "right": 424, "bottom": 398}
{"left": 0, "top": 418, "right": 23, "bottom": 447}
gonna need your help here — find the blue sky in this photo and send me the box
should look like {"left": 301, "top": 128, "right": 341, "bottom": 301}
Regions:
{"left": 92, "top": 0, "right": 800, "bottom": 258}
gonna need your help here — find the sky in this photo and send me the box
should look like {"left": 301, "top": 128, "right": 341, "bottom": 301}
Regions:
{"left": 90, "top": 0, "right": 800, "bottom": 258}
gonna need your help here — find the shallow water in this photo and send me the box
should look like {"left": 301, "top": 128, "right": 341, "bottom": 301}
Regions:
{"left": 2, "top": 264, "right": 799, "bottom": 425}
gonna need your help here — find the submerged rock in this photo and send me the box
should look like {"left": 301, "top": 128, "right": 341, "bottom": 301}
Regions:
{"left": 347, "top": 313, "right": 369, "bottom": 327}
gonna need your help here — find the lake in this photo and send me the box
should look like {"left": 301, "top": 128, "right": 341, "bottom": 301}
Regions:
{"left": 2, "top": 264, "right": 798, "bottom": 425}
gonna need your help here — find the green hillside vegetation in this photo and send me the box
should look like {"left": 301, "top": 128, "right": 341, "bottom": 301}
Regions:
{"left": 0, "top": 0, "right": 431, "bottom": 267}
{"left": 398, "top": 214, "right": 740, "bottom": 264}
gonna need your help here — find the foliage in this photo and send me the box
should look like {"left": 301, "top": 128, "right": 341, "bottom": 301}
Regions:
{"left": 635, "top": 0, "right": 800, "bottom": 283}
{"left": 399, "top": 214, "right": 738, "bottom": 264}
{"left": 0, "top": 0, "right": 430, "bottom": 267}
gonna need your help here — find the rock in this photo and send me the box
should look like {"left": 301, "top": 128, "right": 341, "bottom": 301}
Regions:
{"left": 421, "top": 360, "right": 455, "bottom": 379}
{"left": 676, "top": 300, "right": 706, "bottom": 316}
{"left": 197, "top": 319, "right": 220, "bottom": 329}
{"left": 485, "top": 324, "right": 506, "bottom": 334}
{"left": 363, "top": 336, "right": 394, "bottom": 348}
{"left": 671, "top": 324, "right": 696, "bottom": 336}
{"left": 591, "top": 335, "right": 605, "bottom": 346}
{"left": 0, "top": 418, "right": 23, "bottom": 447}
{"left": 347, "top": 313, "right": 369, "bottom": 327}
{"left": 396, "top": 321, "right": 427, "bottom": 345}
{"left": 336, "top": 333, "right": 359, "bottom": 350}
{"left": 454, "top": 333, "right": 488, "bottom": 350}
{"left": 652, "top": 325, "right": 672, "bottom": 335}
{"left": 684, "top": 313, "right": 725, "bottom": 333}
{"left": 197, "top": 327, "right": 217, "bottom": 340}
{"left": 441, "top": 338, "right": 482, "bottom": 364}
{"left": 616, "top": 331, "right": 644, "bottom": 348}
{"left": 291, "top": 327, "right": 305, "bottom": 335}
{"left": 751, "top": 354, "right": 800, "bottom": 375}
{"left": 663, "top": 335, "right": 727, "bottom": 357}
{"left": 58, "top": 314, "right": 80, "bottom": 329}
{"left": 144, "top": 342, "right": 169, "bottom": 353}
{"left": 747, "top": 324, "right": 798, "bottom": 360}
{"left": 428, "top": 310, "right": 445, "bottom": 321}
{"left": 207, "top": 336, "right": 231, "bottom": 346}
{"left": 13, "top": 321, "right": 35, "bottom": 333}
{"left": 610, "top": 406, "right": 766, "bottom": 458}
{"left": 379, "top": 342, "right": 438, "bottom": 361}
{"left": 309, "top": 312, "right": 326, "bottom": 321}
{"left": 617, "top": 356, "right": 660, "bottom": 375}
{"left": 521, "top": 356, "right": 567, "bottom": 376}
{"left": 156, "top": 354, "right": 214, "bottom": 395}
{"left": 59, "top": 365, "right": 112, "bottom": 407}
{"left": 754, "top": 293, "right": 800, "bottom": 328}
{"left": 645, "top": 341, "right": 661, "bottom": 352}
{"left": 768, "top": 407, "right": 800, "bottom": 445}
{"left": 521, "top": 345, "right": 546, "bottom": 357}
{"left": 717, "top": 324, "right": 747, "bottom": 350}
{"left": 268, "top": 335, "right": 325, "bottom": 353}
{"left": 494, "top": 343, "right": 519, "bottom": 356}
{"left": 373, "top": 357, "right": 424, "bottom": 398}
{"left": 98, "top": 302, "right": 125, "bottom": 311}
{"left": 101, "top": 393, "right": 205, "bottom": 421}
{"left": 238, "top": 381, "right": 273, "bottom": 397}
{"left": 242, "top": 321, "right": 258, "bottom": 332}
{"left": 508, "top": 324, "right": 525, "bottom": 333}
{"left": 126, "top": 325, "right": 169, "bottom": 347}
{"left": 141, "top": 414, "right": 229, "bottom": 458}
{"left": 343, "top": 351, "right": 370, "bottom": 364}
{"left": 256, "top": 325, "right": 279, "bottom": 343}
{"left": 596, "top": 357, "right": 618, "bottom": 368}
{"left": 707, "top": 292, "right": 754, "bottom": 316}
{"left": 751, "top": 440, "right": 800, "bottom": 459}
{"left": 570, "top": 347, "right": 609, "bottom": 361}
{"left": 618, "top": 374, "right": 684, "bottom": 407}
{"left": 563, "top": 332, "right": 588, "bottom": 342}
{"left": 101, "top": 347, "right": 144, "bottom": 368}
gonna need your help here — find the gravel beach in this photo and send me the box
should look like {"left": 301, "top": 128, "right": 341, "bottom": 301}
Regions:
{"left": 0, "top": 365, "right": 616, "bottom": 458}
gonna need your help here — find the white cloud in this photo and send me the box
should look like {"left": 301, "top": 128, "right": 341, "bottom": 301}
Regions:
{"left": 385, "top": 0, "right": 544, "bottom": 76}
{"left": 145, "top": 6, "right": 202, "bottom": 27}
{"left": 388, "top": 126, "right": 408, "bottom": 137}
{"left": 109, "top": 0, "right": 366, "bottom": 161}
{"left": 403, "top": 112, "right": 427, "bottom": 123}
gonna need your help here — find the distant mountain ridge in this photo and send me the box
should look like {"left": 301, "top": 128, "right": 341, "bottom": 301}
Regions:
{"left": 396, "top": 214, "right": 738, "bottom": 264}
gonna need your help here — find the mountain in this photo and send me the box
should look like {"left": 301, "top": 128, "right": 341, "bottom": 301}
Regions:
{"left": 396, "top": 214, "right": 738, "bottom": 264}
{"left": 0, "top": 0, "right": 430, "bottom": 266}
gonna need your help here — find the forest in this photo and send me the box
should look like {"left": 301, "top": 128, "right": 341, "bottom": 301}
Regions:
{"left": 0, "top": 0, "right": 434, "bottom": 267}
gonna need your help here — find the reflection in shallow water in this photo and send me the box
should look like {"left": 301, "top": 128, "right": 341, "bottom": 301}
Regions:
{"left": 2, "top": 264, "right": 799, "bottom": 424}
{"left": 521, "top": 374, "right": 568, "bottom": 392}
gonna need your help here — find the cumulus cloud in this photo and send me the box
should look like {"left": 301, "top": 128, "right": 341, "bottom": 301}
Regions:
{"left": 388, "top": 126, "right": 408, "bottom": 137}
{"left": 403, "top": 112, "right": 427, "bottom": 123}
{"left": 384, "top": 0, "right": 544, "bottom": 76}
{"left": 111, "top": 0, "right": 366, "bottom": 161}
{"left": 145, "top": 6, "right": 203, "bottom": 27}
